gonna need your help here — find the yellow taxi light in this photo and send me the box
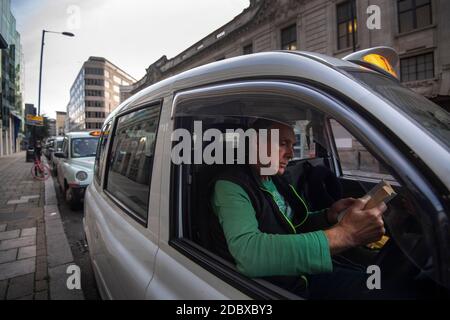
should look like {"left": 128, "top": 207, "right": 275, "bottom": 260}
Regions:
{"left": 363, "top": 53, "right": 398, "bottom": 78}
{"left": 90, "top": 131, "right": 102, "bottom": 137}
{"left": 344, "top": 47, "right": 399, "bottom": 79}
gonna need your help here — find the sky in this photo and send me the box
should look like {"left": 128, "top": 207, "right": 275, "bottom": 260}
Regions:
{"left": 11, "top": 0, "right": 250, "bottom": 119}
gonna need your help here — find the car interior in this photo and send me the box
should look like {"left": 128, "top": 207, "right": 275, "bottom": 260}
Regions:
{"left": 171, "top": 104, "right": 450, "bottom": 299}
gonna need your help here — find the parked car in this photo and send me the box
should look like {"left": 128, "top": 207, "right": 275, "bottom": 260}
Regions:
{"left": 44, "top": 137, "right": 56, "bottom": 160}
{"left": 54, "top": 132, "right": 100, "bottom": 209}
{"left": 50, "top": 136, "right": 64, "bottom": 173}
{"left": 84, "top": 47, "right": 450, "bottom": 300}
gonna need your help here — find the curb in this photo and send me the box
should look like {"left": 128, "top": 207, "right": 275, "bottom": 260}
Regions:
{"left": 44, "top": 170, "right": 84, "bottom": 300}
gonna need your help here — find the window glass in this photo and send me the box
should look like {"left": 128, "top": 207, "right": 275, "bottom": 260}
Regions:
{"left": 336, "top": 0, "right": 357, "bottom": 50}
{"left": 397, "top": 0, "right": 432, "bottom": 33}
{"left": 281, "top": 24, "right": 297, "bottom": 50}
{"left": 291, "top": 120, "right": 319, "bottom": 160}
{"left": 330, "top": 119, "right": 394, "bottom": 181}
{"left": 71, "top": 137, "right": 99, "bottom": 158}
{"left": 399, "top": 11, "right": 414, "bottom": 33}
{"left": 56, "top": 140, "right": 63, "bottom": 151}
{"left": 346, "top": 70, "right": 449, "bottom": 149}
{"left": 416, "top": 5, "right": 431, "bottom": 28}
{"left": 106, "top": 105, "right": 161, "bottom": 222}
{"left": 398, "top": 0, "right": 412, "bottom": 12}
{"left": 94, "top": 121, "right": 112, "bottom": 184}
{"left": 62, "top": 138, "right": 69, "bottom": 156}
{"left": 243, "top": 43, "right": 253, "bottom": 55}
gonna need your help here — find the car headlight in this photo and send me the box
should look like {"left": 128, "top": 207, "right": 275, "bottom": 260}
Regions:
{"left": 76, "top": 171, "right": 88, "bottom": 181}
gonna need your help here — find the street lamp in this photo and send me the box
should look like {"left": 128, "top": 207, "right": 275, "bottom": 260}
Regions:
{"left": 37, "top": 30, "right": 75, "bottom": 116}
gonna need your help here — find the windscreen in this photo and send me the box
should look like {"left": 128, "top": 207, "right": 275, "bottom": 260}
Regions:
{"left": 71, "top": 137, "right": 99, "bottom": 158}
{"left": 346, "top": 70, "right": 450, "bottom": 150}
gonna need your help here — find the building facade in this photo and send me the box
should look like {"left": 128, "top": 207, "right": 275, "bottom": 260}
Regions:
{"left": 123, "top": 0, "right": 450, "bottom": 111}
{"left": 56, "top": 111, "right": 66, "bottom": 136}
{"left": 67, "top": 57, "right": 136, "bottom": 132}
{"left": 0, "top": 0, "right": 24, "bottom": 156}
{"left": 48, "top": 118, "right": 56, "bottom": 137}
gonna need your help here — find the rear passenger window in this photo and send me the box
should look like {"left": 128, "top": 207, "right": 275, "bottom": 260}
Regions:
{"left": 94, "top": 121, "right": 112, "bottom": 185}
{"left": 105, "top": 105, "right": 161, "bottom": 224}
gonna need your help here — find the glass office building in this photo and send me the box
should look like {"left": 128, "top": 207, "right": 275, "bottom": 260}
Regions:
{"left": 0, "top": 0, "right": 24, "bottom": 156}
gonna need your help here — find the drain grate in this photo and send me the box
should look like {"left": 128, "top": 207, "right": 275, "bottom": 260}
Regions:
{"left": 75, "top": 239, "right": 89, "bottom": 253}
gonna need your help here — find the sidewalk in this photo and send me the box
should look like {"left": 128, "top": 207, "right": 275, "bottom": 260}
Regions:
{"left": 0, "top": 152, "right": 83, "bottom": 300}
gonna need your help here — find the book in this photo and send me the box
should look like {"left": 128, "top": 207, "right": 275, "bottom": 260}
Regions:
{"left": 337, "top": 180, "right": 397, "bottom": 250}
{"left": 337, "top": 180, "right": 397, "bottom": 222}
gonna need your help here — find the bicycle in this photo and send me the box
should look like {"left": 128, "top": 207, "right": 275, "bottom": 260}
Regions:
{"left": 31, "top": 156, "right": 51, "bottom": 181}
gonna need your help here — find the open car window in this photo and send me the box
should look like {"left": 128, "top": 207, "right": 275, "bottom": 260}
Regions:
{"left": 170, "top": 81, "right": 448, "bottom": 299}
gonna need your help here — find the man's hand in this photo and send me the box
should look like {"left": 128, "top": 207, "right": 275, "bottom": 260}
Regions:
{"left": 326, "top": 198, "right": 358, "bottom": 225}
{"left": 325, "top": 198, "right": 387, "bottom": 255}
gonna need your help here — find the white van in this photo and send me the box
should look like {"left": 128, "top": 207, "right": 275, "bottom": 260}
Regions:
{"left": 84, "top": 48, "right": 450, "bottom": 300}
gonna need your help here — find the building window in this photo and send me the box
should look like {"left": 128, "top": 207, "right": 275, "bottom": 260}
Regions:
{"left": 281, "top": 24, "right": 297, "bottom": 50}
{"left": 243, "top": 43, "right": 253, "bottom": 55}
{"left": 85, "top": 90, "right": 104, "bottom": 97}
{"left": 400, "top": 52, "right": 434, "bottom": 82}
{"left": 85, "top": 68, "right": 104, "bottom": 76}
{"left": 337, "top": 0, "right": 357, "bottom": 50}
{"left": 398, "top": 0, "right": 432, "bottom": 33}
{"left": 85, "top": 111, "right": 105, "bottom": 118}
{"left": 86, "top": 79, "right": 104, "bottom": 86}
{"left": 85, "top": 100, "right": 105, "bottom": 108}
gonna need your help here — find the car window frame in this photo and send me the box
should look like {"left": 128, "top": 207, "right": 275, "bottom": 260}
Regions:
{"left": 169, "top": 79, "right": 449, "bottom": 298}
{"left": 62, "top": 137, "right": 69, "bottom": 158}
{"left": 103, "top": 101, "right": 162, "bottom": 227}
{"left": 94, "top": 121, "right": 113, "bottom": 187}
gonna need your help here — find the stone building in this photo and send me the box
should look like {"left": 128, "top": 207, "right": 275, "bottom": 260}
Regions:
{"left": 48, "top": 118, "right": 56, "bottom": 137}
{"left": 56, "top": 111, "right": 66, "bottom": 136}
{"left": 123, "top": 0, "right": 450, "bottom": 111}
{"left": 67, "top": 57, "right": 136, "bottom": 131}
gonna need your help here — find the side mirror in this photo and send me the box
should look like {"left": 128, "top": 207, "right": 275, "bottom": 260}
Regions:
{"left": 54, "top": 152, "right": 66, "bottom": 159}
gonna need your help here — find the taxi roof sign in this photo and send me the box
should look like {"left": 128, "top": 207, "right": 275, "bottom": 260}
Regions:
{"left": 343, "top": 46, "right": 399, "bottom": 79}
{"left": 89, "top": 131, "right": 102, "bottom": 137}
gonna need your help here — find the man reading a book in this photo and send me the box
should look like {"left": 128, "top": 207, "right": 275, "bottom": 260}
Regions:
{"left": 210, "top": 119, "right": 388, "bottom": 299}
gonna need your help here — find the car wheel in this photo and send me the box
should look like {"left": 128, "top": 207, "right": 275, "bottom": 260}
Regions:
{"left": 65, "top": 186, "right": 79, "bottom": 210}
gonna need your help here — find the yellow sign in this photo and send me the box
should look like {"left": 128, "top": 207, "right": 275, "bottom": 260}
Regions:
{"left": 363, "top": 54, "right": 398, "bottom": 78}
{"left": 26, "top": 114, "right": 44, "bottom": 126}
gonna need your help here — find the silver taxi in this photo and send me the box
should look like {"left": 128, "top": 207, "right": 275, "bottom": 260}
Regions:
{"left": 50, "top": 136, "right": 64, "bottom": 173}
{"left": 54, "top": 131, "right": 100, "bottom": 209}
{"left": 84, "top": 47, "right": 450, "bottom": 299}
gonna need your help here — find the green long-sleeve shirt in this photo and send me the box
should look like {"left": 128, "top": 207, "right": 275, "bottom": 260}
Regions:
{"left": 211, "top": 180, "right": 333, "bottom": 278}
